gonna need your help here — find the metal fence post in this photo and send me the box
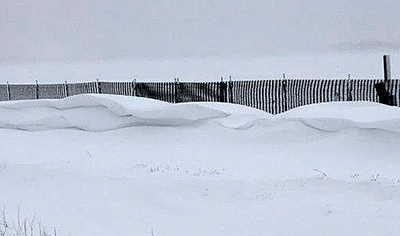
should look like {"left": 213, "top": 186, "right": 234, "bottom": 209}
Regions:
{"left": 35, "top": 80, "right": 39, "bottom": 99}
{"left": 6, "top": 81, "right": 11, "bottom": 101}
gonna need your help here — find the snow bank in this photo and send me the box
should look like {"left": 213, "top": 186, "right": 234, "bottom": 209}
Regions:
{"left": 0, "top": 94, "right": 399, "bottom": 132}
{"left": 0, "top": 94, "right": 230, "bottom": 131}
{"left": 276, "top": 102, "right": 400, "bottom": 132}
{"left": 281, "top": 101, "right": 400, "bottom": 122}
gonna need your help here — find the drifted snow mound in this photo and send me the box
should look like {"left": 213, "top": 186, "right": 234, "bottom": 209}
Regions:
{"left": 0, "top": 94, "right": 399, "bottom": 132}
{"left": 0, "top": 94, "right": 234, "bottom": 131}
{"left": 274, "top": 102, "right": 400, "bottom": 132}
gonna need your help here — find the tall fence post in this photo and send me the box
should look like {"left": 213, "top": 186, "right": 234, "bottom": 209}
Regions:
{"left": 346, "top": 74, "right": 353, "bottom": 101}
{"left": 374, "top": 55, "right": 394, "bottom": 105}
{"left": 228, "top": 76, "right": 233, "bottom": 103}
{"left": 219, "top": 77, "right": 227, "bottom": 103}
{"left": 6, "top": 81, "right": 11, "bottom": 101}
{"left": 174, "top": 78, "right": 180, "bottom": 103}
{"left": 131, "top": 79, "right": 137, "bottom": 96}
{"left": 383, "top": 55, "right": 391, "bottom": 82}
{"left": 282, "top": 73, "right": 288, "bottom": 112}
{"left": 96, "top": 78, "right": 102, "bottom": 94}
{"left": 64, "top": 81, "right": 69, "bottom": 98}
{"left": 35, "top": 80, "right": 39, "bottom": 99}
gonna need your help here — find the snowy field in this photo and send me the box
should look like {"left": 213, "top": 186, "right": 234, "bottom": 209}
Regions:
{"left": 0, "top": 53, "right": 399, "bottom": 83}
{"left": 0, "top": 94, "right": 400, "bottom": 235}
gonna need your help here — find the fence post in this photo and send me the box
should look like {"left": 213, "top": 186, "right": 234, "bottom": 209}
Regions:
{"left": 64, "top": 81, "right": 69, "bottom": 98}
{"left": 374, "top": 56, "right": 394, "bottom": 105}
{"left": 219, "top": 77, "right": 227, "bottom": 103}
{"left": 96, "top": 78, "right": 102, "bottom": 94}
{"left": 6, "top": 81, "right": 11, "bottom": 101}
{"left": 383, "top": 55, "right": 391, "bottom": 81}
{"left": 35, "top": 80, "right": 39, "bottom": 99}
{"left": 174, "top": 78, "right": 180, "bottom": 103}
{"left": 228, "top": 76, "right": 233, "bottom": 103}
{"left": 346, "top": 74, "right": 352, "bottom": 101}
{"left": 282, "top": 73, "right": 288, "bottom": 112}
{"left": 131, "top": 79, "right": 137, "bottom": 96}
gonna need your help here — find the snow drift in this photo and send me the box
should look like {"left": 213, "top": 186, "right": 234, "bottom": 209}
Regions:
{"left": 0, "top": 94, "right": 399, "bottom": 133}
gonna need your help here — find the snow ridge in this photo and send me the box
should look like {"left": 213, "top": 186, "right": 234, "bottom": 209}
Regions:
{"left": 0, "top": 94, "right": 399, "bottom": 132}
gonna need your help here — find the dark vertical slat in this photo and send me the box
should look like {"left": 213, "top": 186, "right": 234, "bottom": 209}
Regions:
{"left": 309, "top": 79, "right": 315, "bottom": 104}
{"left": 357, "top": 79, "right": 362, "bottom": 101}
{"left": 293, "top": 79, "right": 299, "bottom": 108}
{"left": 314, "top": 80, "right": 320, "bottom": 104}
{"left": 261, "top": 80, "right": 267, "bottom": 111}
{"left": 286, "top": 79, "right": 291, "bottom": 110}
{"left": 279, "top": 80, "right": 284, "bottom": 113}
{"left": 302, "top": 79, "right": 308, "bottom": 106}
{"left": 296, "top": 79, "right": 301, "bottom": 107}
{"left": 254, "top": 80, "right": 258, "bottom": 109}
{"left": 321, "top": 79, "right": 327, "bottom": 103}
{"left": 301, "top": 79, "right": 306, "bottom": 106}
{"left": 253, "top": 80, "right": 258, "bottom": 109}
{"left": 297, "top": 79, "right": 302, "bottom": 107}
{"left": 248, "top": 81, "right": 253, "bottom": 107}
{"left": 352, "top": 80, "right": 358, "bottom": 101}
{"left": 274, "top": 80, "right": 279, "bottom": 114}
{"left": 362, "top": 80, "right": 367, "bottom": 101}
{"left": 367, "top": 80, "right": 372, "bottom": 101}
{"left": 247, "top": 81, "right": 251, "bottom": 107}
{"left": 275, "top": 80, "right": 280, "bottom": 114}
{"left": 266, "top": 80, "right": 271, "bottom": 113}
{"left": 396, "top": 79, "right": 399, "bottom": 106}
{"left": 256, "top": 80, "right": 261, "bottom": 110}
{"left": 308, "top": 79, "right": 313, "bottom": 104}
{"left": 341, "top": 79, "right": 346, "bottom": 102}
{"left": 244, "top": 81, "right": 248, "bottom": 107}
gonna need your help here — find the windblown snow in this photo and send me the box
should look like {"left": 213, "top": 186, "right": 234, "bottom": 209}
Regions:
{"left": 0, "top": 94, "right": 400, "bottom": 236}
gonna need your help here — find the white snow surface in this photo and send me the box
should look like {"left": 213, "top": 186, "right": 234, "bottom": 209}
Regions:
{"left": 1, "top": 94, "right": 400, "bottom": 236}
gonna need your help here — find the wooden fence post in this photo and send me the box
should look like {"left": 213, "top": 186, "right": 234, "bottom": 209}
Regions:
{"left": 6, "top": 81, "right": 11, "bottom": 101}
{"left": 35, "top": 80, "right": 39, "bottom": 99}
{"left": 64, "top": 81, "right": 69, "bottom": 97}
{"left": 383, "top": 55, "right": 391, "bottom": 81}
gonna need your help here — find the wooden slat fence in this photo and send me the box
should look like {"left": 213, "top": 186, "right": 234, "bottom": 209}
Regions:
{"left": 1, "top": 79, "right": 398, "bottom": 114}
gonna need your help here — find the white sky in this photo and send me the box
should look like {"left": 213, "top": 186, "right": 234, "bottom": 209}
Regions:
{"left": 1, "top": 0, "right": 400, "bottom": 64}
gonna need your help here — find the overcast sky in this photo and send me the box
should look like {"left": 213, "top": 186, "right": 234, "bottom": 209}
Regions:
{"left": 1, "top": 0, "right": 400, "bottom": 64}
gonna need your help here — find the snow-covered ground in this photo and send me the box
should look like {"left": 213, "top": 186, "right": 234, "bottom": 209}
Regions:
{"left": 0, "top": 53, "right": 399, "bottom": 83}
{"left": 1, "top": 94, "right": 400, "bottom": 235}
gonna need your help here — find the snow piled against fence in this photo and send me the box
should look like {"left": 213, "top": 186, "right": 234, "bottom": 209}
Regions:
{"left": 0, "top": 94, "right": 399, "bottom": 132}
{"left": 1, "top": 94, "right": 400, "bottom": 236}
